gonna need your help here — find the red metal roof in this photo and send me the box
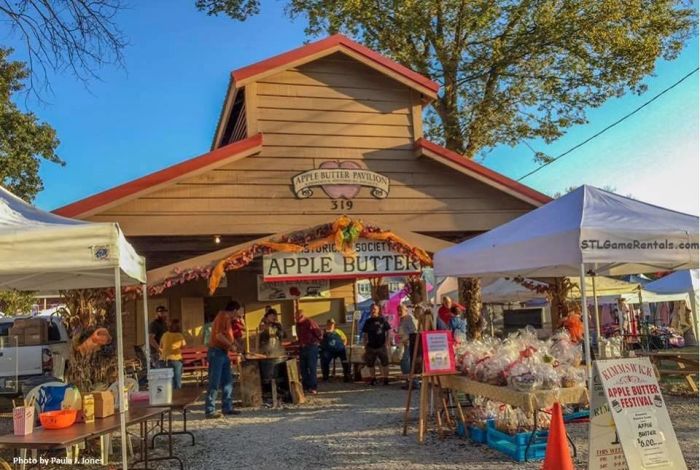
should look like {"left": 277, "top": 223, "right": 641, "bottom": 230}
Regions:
{"left": 54, "top": 134, "right": 264, "bottom": 218}
{"left": 415, "top": 138, "right": 552, "bottom": 205}
{"left": 231, "top": 34, "right": 439, "bottom": 96}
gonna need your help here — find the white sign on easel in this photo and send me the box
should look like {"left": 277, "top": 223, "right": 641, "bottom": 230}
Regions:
{"left": 589, "top": 358, "right": 687, "bottom": 470}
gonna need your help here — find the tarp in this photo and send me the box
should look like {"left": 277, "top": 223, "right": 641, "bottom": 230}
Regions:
{"left": 434, "top": 185, "right": 699, "bottom": 278}
{"left": 0, "top": 187, "right": 145, "bottom": 290}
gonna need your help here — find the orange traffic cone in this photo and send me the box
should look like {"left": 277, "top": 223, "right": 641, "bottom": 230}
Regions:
{"left": 542, "top": 402, "right": 575, "bottom": 470}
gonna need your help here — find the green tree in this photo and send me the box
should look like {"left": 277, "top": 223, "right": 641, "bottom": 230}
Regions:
{"left": 0, "top": 49, "right": 62, "bottom": 201}
{"left": 0, "top": 289, "right": 36, "bottom": 315}
{"left": 197, "top": 0, "right": 695, "bottom": 160}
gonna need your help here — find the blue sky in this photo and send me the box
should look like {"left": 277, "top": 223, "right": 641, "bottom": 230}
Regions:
{"left": 5, "top": 1, "right": 698, "bottom": 214}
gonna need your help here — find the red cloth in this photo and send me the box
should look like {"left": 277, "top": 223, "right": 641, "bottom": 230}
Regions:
{"left": 438, "top": 306, "right": 452, "bottom": 327}
{"left": 296, "top": 317, "right": 322, "bottom": 346}
{"left": 231, "top": 318, "right": 244, "bottom": 340}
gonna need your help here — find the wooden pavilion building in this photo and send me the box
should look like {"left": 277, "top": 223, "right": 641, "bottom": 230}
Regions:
{"left": 55, "top": 35, "right": 550, "bottom": 354}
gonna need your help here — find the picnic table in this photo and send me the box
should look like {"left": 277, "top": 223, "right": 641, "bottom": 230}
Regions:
{"left": 439, "top": 375, "right": 589, "bottom": 460}
{"left": 636, "top": 351, "right": 699, "bottom": 392}
{"left": 0, "top": 407, "right": 169, "bottom": 470}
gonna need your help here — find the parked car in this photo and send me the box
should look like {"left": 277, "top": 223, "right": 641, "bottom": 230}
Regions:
{"left": 0, "top": 313, "right": 71, "bottom": 396}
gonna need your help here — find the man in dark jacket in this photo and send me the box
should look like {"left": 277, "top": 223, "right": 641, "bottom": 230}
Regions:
{"left": 362, "top": 304, "right": 392, "bottom": 385}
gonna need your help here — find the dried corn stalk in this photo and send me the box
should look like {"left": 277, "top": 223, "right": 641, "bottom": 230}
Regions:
{"left": 57, "top": 289, "right": 118, "bottom": 392}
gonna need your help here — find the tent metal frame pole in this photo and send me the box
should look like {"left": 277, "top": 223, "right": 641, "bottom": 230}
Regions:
{"left": 114, "top": 267, "right": 129, "bottom": 470}
{"left": 592, "top": 275, "right": 601, "bottom": 357}
{"left": 579, "top": 264, "right": 593, "bottom": 386}
{"left": 141, "top": 283, "right": 151, "bottom": 374}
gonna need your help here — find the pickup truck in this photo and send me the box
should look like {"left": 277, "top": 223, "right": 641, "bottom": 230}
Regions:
{"left": 0, "top": 314, "right": 71, "bottom": 396}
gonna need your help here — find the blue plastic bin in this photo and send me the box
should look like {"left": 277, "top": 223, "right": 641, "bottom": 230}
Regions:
{"left": 488, "top": 438, "right": 547, "bottom": 462}
{"left": 467, "top": 419, "right": 493, "bottom": 444}
{"left": 487, "top": 426, "right": 548, "bottom": 462}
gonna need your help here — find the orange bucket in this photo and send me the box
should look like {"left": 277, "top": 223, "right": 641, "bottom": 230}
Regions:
{"left": 39, "top": 409, "right": 78, "bottom": 429}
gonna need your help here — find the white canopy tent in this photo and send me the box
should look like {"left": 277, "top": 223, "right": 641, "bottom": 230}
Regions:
{"left": 434, "top": 185, "right": 699, "bottom": 380}
{"left": 0, "top": 186, "right": 146, "bottom": 470}
{"left": 645, "top": 269, "right": 699, "bottom": 344}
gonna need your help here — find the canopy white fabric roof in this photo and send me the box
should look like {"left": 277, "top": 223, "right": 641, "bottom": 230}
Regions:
{"left": 593, "top": 290, "right": 690, "bottom": 305}
{"left": 645, "top": 269, "right": 699, "bottom": 295}
{"left": 434, "top": 185, "right": 699, "bottom": 278}
{"left": 436, "top": 275, "right": 640, "bottom": 304}
{"left": 481, "top": 278, "right": 547, "bottom": 304}
{"left": 0, "top": 187, "right": 145, "bottom": 290}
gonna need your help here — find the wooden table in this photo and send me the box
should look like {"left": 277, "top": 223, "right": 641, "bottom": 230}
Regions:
{"left": 440, "top": 375, "right": 589, "bottom": 460}
{"left": 636, "top": 351, "right": 699, "bottom": 392}
{"left": 0, "top": 407, "right": 167, "bottom": 470}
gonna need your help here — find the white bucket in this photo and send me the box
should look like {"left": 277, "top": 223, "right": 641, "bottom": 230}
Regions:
{"left": 148, "top": 368, "right": 173, "bottom": 405}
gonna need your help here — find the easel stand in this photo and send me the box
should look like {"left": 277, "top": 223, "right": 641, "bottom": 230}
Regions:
{"left": 402, "top": 309, "right": 461, "bottom": 443}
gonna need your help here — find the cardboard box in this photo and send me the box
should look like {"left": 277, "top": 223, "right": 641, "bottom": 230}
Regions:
{"left": 93, "top": 391, "right": 114, "bottom": 418}
{"left": 23, "top": 333, "right": 44, "bottom": 346}
{"left": 13, "top": 318, "right": 45, "bottom": 329}
{"left": 81, "top": 394, "right": 95, "bottom": 423}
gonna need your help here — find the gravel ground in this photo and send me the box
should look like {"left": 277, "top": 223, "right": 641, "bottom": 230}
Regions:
{"left": 158, "top": 381, "right": 698, "bottom": 470}
{"left": 0, "top": 381, "right": 697, "bottom": 469}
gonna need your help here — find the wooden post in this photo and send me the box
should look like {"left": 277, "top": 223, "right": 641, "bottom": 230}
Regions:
{"left": 403, "top": 307, "right": 446, "bottom": 443}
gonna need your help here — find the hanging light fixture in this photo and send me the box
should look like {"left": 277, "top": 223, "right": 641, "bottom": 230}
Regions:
{"left": 214, "top": 235, "right": 221, "bottom": 245}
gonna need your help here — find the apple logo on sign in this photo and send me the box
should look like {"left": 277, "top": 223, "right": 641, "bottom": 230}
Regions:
{"left": 319, "top": 160, "right": 361, "bottom": 200}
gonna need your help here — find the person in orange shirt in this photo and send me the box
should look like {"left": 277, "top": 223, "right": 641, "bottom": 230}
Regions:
{"left": 205, "top": 301, "right": 242, "bottom": 419}
{"left": 561, "top": 309, "right": 585, "bottom": 344}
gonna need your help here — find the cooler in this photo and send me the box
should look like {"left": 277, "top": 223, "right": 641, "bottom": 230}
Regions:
{"left": 148, "top": 368, "right": 173, "bottom": 405}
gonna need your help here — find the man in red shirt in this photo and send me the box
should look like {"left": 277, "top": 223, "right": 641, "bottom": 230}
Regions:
{"left": 205, "top": 301, "right": 242, "bottom": 418}
{"left": 295, "top": 309, "right": 322, "bottom": 394}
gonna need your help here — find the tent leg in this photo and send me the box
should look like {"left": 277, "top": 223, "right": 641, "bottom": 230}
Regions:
{"left": 592, "top": 275, "right": 601, "bottom": 357}
{"left": 579, "top": 264, "right": 593, "bottom": 386}
{"left": 141, "top": 283, "right": 151, "bottom": 374}
{"left": 114, "top": 267, "right": 129, "bottom": 470}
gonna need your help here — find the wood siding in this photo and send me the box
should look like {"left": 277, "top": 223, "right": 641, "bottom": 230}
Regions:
{"left": 88, "top": 53, "right": 534, "bottom": 236}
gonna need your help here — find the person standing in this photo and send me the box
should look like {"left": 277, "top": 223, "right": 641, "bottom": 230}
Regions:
{"left": 295, "top": 309, "right": 322, "bottom": 394}
{"left": 257, "top": 308, "right": 286, "bottom": 401}
{"left": 205, "top": 301, "right": 242, "bottom": 419}
{"left": 148, "top": 306, "right": 168, "bottom": 367}
{"left": 448, "top": 306, "right": 468, "bottom": 344}
{"left": 362, "top": 303, "right": 391, "bottom": 386}
{"left": 160, "top": 319, "right": 186, "bottom": 389}
{"left": 437, "top": 296, "right": 453, "bottom": 329}
{"left": 397, "top": 304, "right": 417, "bottom": 387}
{"left": 320, "top": 319, "right": 351, "bottom": 383}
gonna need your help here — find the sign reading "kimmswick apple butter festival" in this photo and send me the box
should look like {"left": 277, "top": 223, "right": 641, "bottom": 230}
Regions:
{"left": 589, "top": 358, "right": 687, "bottom": 470}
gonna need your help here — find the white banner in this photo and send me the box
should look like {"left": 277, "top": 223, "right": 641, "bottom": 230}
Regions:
{"left": 591, "top": 358, "right": 687, "bottom": 470}
{"left": 263, "top": 238, "right": 421, "bottom": 281}
{"left": 256, "top": 276, "right": 330, "bottom": 301}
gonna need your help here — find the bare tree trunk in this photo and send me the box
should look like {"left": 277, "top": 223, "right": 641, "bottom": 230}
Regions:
{"left": 459, "top": 277, "right": 483, "bottom": 340}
